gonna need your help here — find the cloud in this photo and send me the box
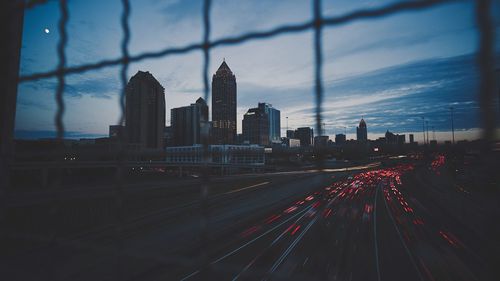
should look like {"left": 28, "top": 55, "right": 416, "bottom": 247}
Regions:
{"left": 21, "top": 75, "right": 120, "bottom": 99}
{"left": 241, "top": 53, "right": 498, "bottom": 135}
{"left": 14, "top": 130, "right": 106, "bottom": 140}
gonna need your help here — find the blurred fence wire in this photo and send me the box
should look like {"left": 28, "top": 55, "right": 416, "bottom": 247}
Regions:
{"left": 7, "top": 0, "right": 497, "bottom": 278}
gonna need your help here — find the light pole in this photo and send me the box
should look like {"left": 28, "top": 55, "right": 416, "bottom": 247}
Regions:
{"left": 421, "top": 116, "right": 426, "bottom": 145}
{"left": 450, "top": 107, "right": 455, "bottom": 145}
{"left": 426, "top": 120, "right": 429, "bottom": 145}
{"left": 286, "top": 116, "right": 288, "bottom": 132}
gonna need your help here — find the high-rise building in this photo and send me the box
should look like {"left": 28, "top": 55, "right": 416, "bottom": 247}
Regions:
{"left": 385, "top": 130, "right": 405, "bottom": 144}
{"left": 164, "top": 126, "right": 173, "bottom": 147}
{"left": 385, "top": 130, "right": 396, "bottom": 144}
{"left": 335, "top": 133, "right": 346, "bottom": 145}
{"left": 242, "top": 105, "right": 269, "bottom": 145}
{"left": 314, "top": 135, "right": 329, "bottom": 147}
{"left": 397, "top": 134, "right": 406, "bottom": 144}
{"left": 356, "top": 118, "right": 368, "bottom": 141}
{"left": 125, "top": 71, "right": 165, "bottom": 150}
{"left": 212, "top": 60, "right": 237, "bottom": 144}
{"left": 171, "top": 97, "right": 209, "bottom": 146}
{"left": 295, "top": 127, "right": 314, "bottom": 147}
{"left": 258, "top": 103, "right": 281, "bottom": 143}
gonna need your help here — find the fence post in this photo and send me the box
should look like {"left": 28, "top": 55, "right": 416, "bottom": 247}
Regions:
{"left": 0, "top": 3, "right": 25, "bottom": 247}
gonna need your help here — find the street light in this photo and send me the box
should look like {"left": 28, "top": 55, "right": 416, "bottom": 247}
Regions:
{"left": 421, "top": 116, "right": 426, "bottom": 145}
{"left": 450, "top": 107, "right": 455, "bottom": 144}
{"left": 426, "top": 120, "right": 429, "bottom": 145}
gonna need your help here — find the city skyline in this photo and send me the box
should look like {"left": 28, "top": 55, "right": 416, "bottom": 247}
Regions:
{"left": 14, "top": 0, "right": 500, "bottom": 142}
{"left": 4, "top": 3, "right": 499, "bottom": 280}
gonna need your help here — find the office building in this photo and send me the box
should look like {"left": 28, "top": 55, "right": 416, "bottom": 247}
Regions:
{"left": 164, "top": 126, "right": 173, "bottom": 147}
{"left": 385, "top": 130, "right": 406, "bottom": 145}
{"left": 283, "top": 138, "right": 300, "bottom": 148}
{"left": 212, "top": 60, "right": 237, "bottom": 144}
{"left": 166, "top": 144, "right": 265, "bottom": 165}
{"left": 397, "top": 134, "right": 406, "bottom": 144}
{"left": 335, "top": 133, "right": 346, "bottom": 145}
{"left": 314, "top": 135, "right": 329, "bottom": 147}
{"left": 258, "top": 103, "right": 281, "bottom": 143}
{"left": 125, "top": 71, "right": 165, "bottom": 150}
{"left": 295, "top": 127, "right": 314, "bottom": 147}
{"left": 242, "top": 104, "right": 269, "bottom": 146}
{"left": 171, "top": 97, "right": 209, "bottom": 146}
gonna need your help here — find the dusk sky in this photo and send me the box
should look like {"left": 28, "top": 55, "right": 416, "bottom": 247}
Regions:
{"left": 15, "top": 0, "right": 500, "bottom": 142}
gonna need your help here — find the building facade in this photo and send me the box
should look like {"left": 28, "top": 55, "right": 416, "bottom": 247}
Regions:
{"left": 242, "top": 105, "right": 269, "bottom": 146}
{"left": 125, "top": 71, "right": 165, "bottom": 150}
{"left": 385, "top": 130, "right": 406, "bottom": 144}
{"left": 166, "top": 144, "right": 265, "bottom": 165}
{"left": 171, "top": 97, "right": 209, "bottom": 146}
{"left": 258, "top": 103, "right": 281, "bottom": 143}
{"left": 212, "top": 60, "right": 237, "bottom": 144}
{"left": 285, "top": 138, "right": 301, "bottom": 148}
{"left": 314, "top": 135, "right": 329, "bottom": 147}
{"left": 335, "top": 133, "right": 346, "bottom": 145}
{"left": 295, "top": 127, "right": 314, "bottom": 147}
{"left": 356, "top": 118, "right": 368, "bottom": 141}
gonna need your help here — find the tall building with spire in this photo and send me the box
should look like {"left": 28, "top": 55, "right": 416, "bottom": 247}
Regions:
{"left": 356, "top": 118, "right": 368, "bottom": 141}
{"left": 211, "top": 60, "right": 237, "bottom": 144}
{"left": 125, "top": 71, "right": 165, "bottom": 150}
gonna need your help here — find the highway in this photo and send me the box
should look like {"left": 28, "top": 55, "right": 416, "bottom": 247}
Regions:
{"left": 4, "top": 159, "right": 497, "bottom": 280}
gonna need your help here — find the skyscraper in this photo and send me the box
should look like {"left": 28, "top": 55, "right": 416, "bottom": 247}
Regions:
{"left": 356, "top": 118, "right": 368, "bottom": 141}
{"left": 171, "top": 97, "right": 209, "bottom": 146}
{"left": 295, "top": 127, "right": 314, "bottom": 147}
{"left": 212, "top": 60, "right": 237, "bottom": 144}
{"left": 242, "top": 105, "right": 269, "bottom": 145}
{"left": 335, "top": 133, "right": 346, "bottom": 145}
{"left": 258, "top": 103, "right": 281, "bottom": 143}
{"left": 125, "top": 71, "right": 165, "bottom": 150}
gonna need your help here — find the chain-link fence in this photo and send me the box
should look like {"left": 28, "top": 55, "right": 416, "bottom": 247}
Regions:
{"left": 3, "top": 0, "right": 497, "bottom": 279}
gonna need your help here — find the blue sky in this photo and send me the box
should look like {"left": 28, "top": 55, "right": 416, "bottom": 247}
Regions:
{"left": 16, "top": 0, "right": 500, "bottom": 141}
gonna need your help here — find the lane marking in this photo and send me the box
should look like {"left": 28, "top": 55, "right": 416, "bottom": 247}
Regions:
{"left": 211, "top": 205, "right": 312, "bottom": 264}
{"left": 233, "top": 183, "right": 352, "bottom": 280}
{"left": 180, "top": 207, "right": 312, "bottom": 280}
{"left": 382, "top": 180, "right": 425, "bottom": 281}
{"left": 224, "top": 181, "right": 270, "bottom": 195}
{"left": 180, "top": 270, "right": 199, "bottom": 281}
{"left": 232, "top": 205, "right": 318, "bottom": 280}
{"left": 267, "top": 217, "right": 318, "bottom": 278}
{"left": 182, "top": 181, "right": 351, "bottom": 280}
{"left": 373, "top": 183, "right": 382, "bottom": 281}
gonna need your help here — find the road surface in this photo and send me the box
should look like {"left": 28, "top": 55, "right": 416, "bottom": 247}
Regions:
{"left": 4, "top": 159, "right": 497, "bottom": 280}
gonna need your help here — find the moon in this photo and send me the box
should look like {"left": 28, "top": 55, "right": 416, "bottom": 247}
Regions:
{"left": 44, "top": 28, "right": 50, "bottom": 34}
